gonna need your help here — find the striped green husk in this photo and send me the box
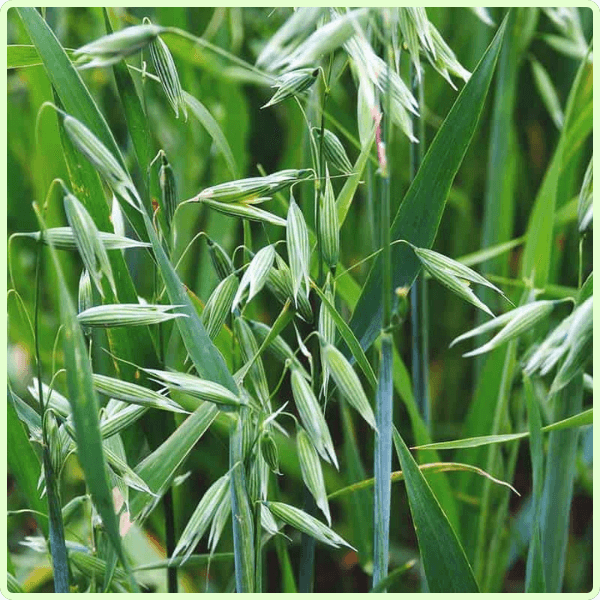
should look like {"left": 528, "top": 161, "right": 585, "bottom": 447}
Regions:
{"left": 77, "top": 304, "right": 186, "bottom": 328}
{"left": 73, "top": 23, "right": 162, "bottom": 67}
{"left": 92, "top": 373, "right": 186, "bottom": 413}
{"left": 297, "top": 428, "right": 331, "bottom": 525}
{"left": 320, "top": 129, "right": 353, "bottom": 174}
{"left": 265, "top": 501, "right": 354, "bottom": 550}
{"left": 203, "top": 274, "right": 239, "bottom": 339}
{"left": 323, "top": 344, "right": 376, "bottom": 430}
{"left": 23, "top": 227, "right": 150, "bottom": 250}
{"left": 200, "top": 197, "right": 287, "bottom": 227}
{"left": 234, "top": 316, "right": 270, "bottom": 406}
{"left": 319, "top": 167, "right": 340, "bottom": 268}
{"left": 196, "top": 169, "right": 311, "bottom": 204}
{"left": 266, "top": 255, "right": 313, "bottom": 322}
{"left": 144, "top": 369, "right": 245, "bottom": 409}
{"left": 233, "top": 245, "right": 275, "bottom": 311}
{"left": 286, "top": 195, "right": 310, "bottom": 301}
{"left": 149, "top": 30, "right": 187, "bottom": 119}
{"left": 290, "top": 369, "right": 338, "bottom": 469}
{"left": 172, "top": 474, "right": 230, "bottom": 564}
{"left": 63, "top": 114, "right": 140, "bottom": 209}
{"left": 64, "top": 192, "right": 116, "bottom": 297}
{"left": 263, "top": 68, "right": 319, "bottom": 107}
{"left": 451, "top": 300, "right": 562, "bottom": 357}
{"left": 207, "top": 237, "right": 235, "bottom": 281}
{"left": 158, "top": 150, "right": 178, "bottom": 227}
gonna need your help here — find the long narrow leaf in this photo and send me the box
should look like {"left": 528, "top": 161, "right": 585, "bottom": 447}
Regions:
{"left": 523, "top": 374, "right": 546, "bottom": 592}
{"left": 414, "top": 407, "right": 592, "bottom": 451}
{"left": 393, "top": 427, "right": 479, "bottom": 592}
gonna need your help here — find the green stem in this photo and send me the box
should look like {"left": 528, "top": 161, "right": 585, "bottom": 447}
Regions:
{"left": 298, "top": 56, "right": 333, "bottom": 595}
{"left": 163, "top": 489, "right": 177, "bottom": 593}
{"left": 372, "top": 43, "right": 394, "bottom": 591}
{"left": 409, "top": 64, "right": 430, "bottom": 428}
{"left": 34, "top": 241, "right": 70, "bottom": 593}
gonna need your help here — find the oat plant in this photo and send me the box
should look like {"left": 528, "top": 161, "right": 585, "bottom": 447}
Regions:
{"left": 7, "top": 7, "right": 592, "bottom": 593}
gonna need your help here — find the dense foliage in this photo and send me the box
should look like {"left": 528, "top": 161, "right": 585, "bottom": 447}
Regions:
{"left": 7, "top": 7, "right": 593, "bottom": 593}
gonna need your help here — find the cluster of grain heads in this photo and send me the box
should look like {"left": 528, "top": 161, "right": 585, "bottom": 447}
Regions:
{"left": 144, "top": 18, "right": 187, "bottom": 120}
{"left": 411, "top": 244, "right": 511, "bottom": 317}
{"left": 344, "top": 34, "right": 418, "bottom": 143}
{"left": 451, "top": 299, "right": 568, "bottom": 357}
{"left": 62, "top": 114, "right": 142, "bottom": 210}
{"left": 542, "top": 7, "right": 588, "bottom": 55}
{"left": 269, "top": 8, "right": 369, "bottom": 72}
{"left": 63, "top": 190, "right": 116, "bottom": 297}
{"left": 256, "top": 8, "right": 326, "bottom": 70}
{"left": 396, "top": 8, "right": 436, "bottom": 80}
{"left": 525, "top": 296, "right": 592, "bottom": 394}
{"left": 426, "top": 22, "right": 472, "bottom": 87}
{"left": 77, "top": 304, "right": 186, "bottom": 328}
{"left": 73, "top": 22, "right": 164, "bottom": 68}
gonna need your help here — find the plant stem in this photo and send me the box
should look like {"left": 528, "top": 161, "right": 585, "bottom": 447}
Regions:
{"left": 163, "top": 489, "right": 177, "bottom": 593}
{"left": 298, "top": 56, "right": 333, "bottom": 594}
{"left": 34, "top": 241, "right": 70, "bottom": 593}
{"left": 298, "top": 488, "right": 317, "bottom": 592}
{"left": 372, "top": 42, "right": 394, "bottom": 590}
{"left": 409, "top": 64, "right": 430, "bottom": 428}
